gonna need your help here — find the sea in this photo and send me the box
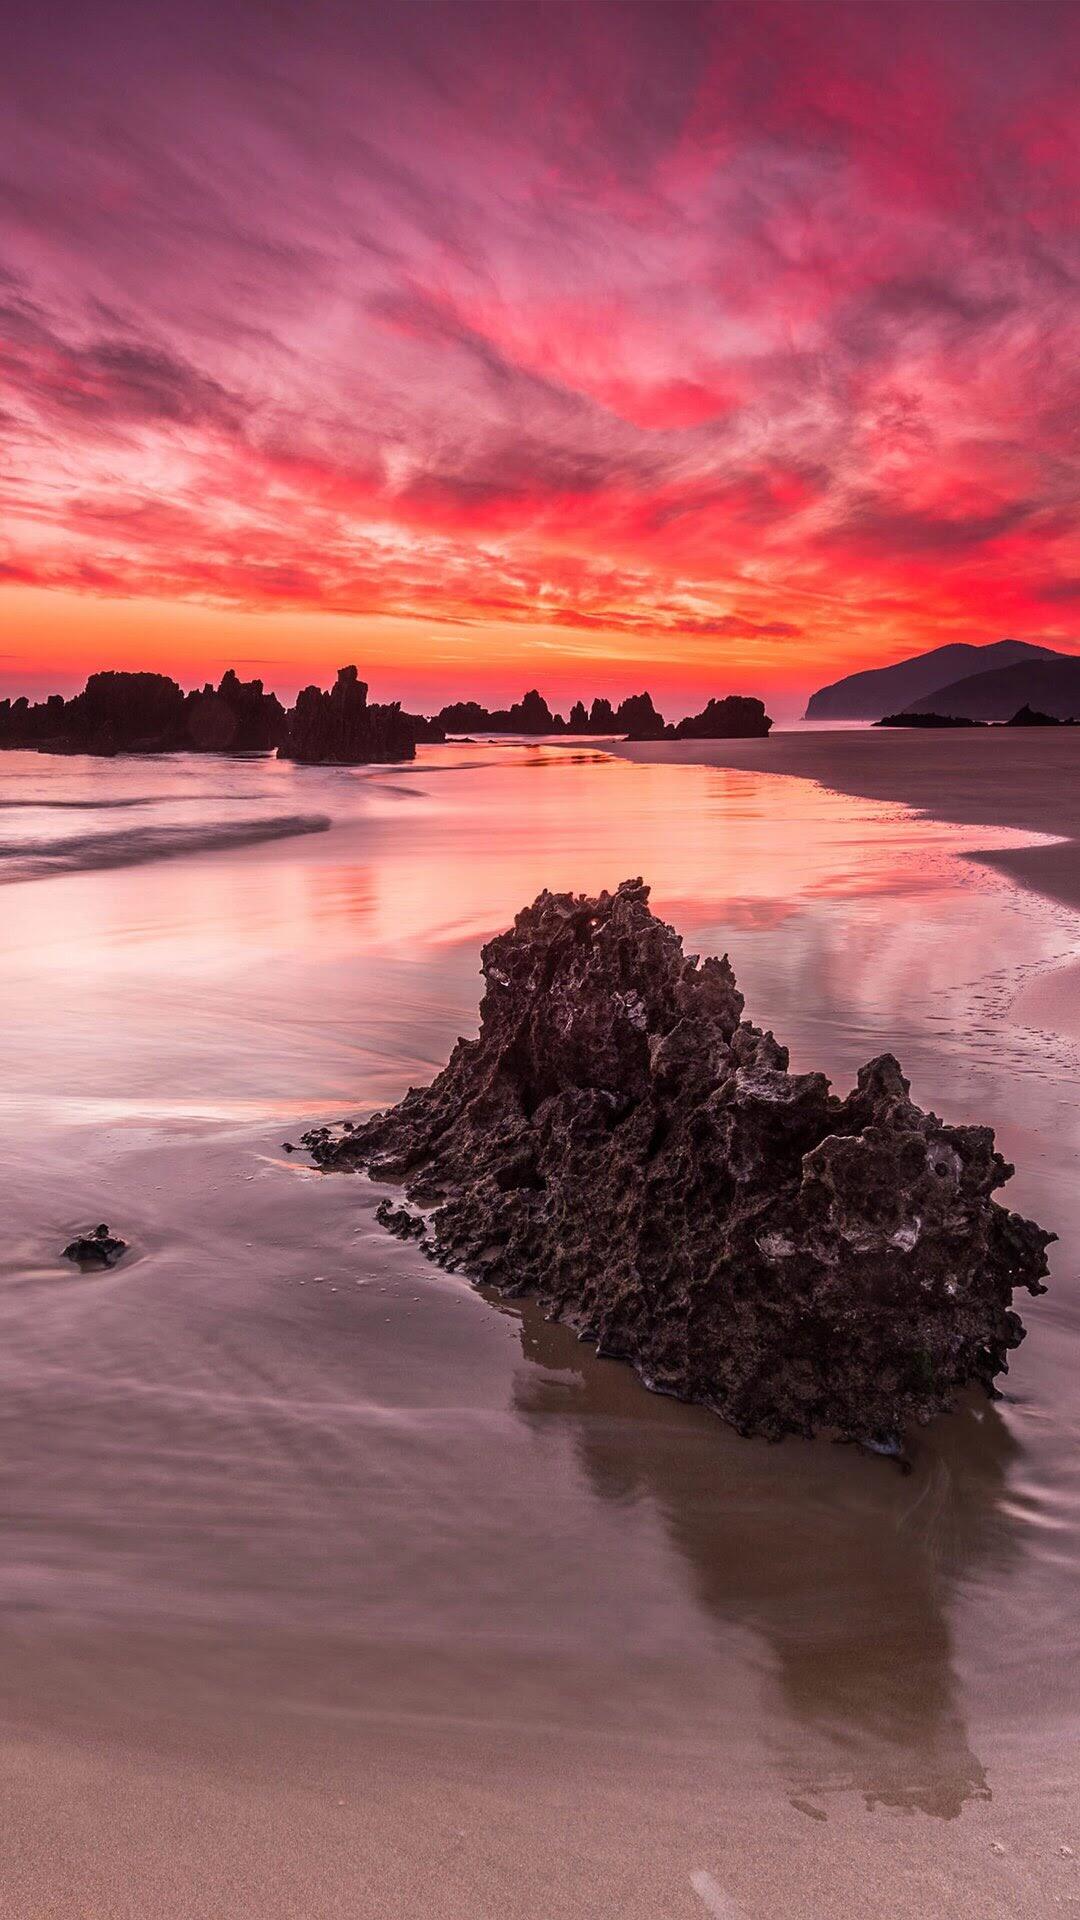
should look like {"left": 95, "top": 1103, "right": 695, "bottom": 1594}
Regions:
{"left": 1, "top": 737, "right": 1077, "bottom": 1918}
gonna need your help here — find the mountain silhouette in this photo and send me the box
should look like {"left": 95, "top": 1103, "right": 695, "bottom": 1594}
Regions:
{"left": 902, "top": 654, "right": 1080, "bottom": 722}
{"left": 806, "top": 640, "right": 1060, "bottom": 721}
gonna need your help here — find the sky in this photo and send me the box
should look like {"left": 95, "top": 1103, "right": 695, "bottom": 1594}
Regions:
{"left": 1, "top": 0, "right": 1077, "bottom": 717}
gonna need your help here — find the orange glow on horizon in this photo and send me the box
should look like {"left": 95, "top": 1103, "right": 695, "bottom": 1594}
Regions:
{"left": 3, "top": 578, "right": 1075, "bottom": 724}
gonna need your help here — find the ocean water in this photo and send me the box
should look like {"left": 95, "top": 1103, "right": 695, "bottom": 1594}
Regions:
{"left": 1, "top": 740, "right": 1078, "bottom": 1918}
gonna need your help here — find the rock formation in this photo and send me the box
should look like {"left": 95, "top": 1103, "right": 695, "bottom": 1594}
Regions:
{"left": 2, "top": 673, "right": 775, "bottom": 754}
{"left": 587, "top": 697, "right": 616, "bottom": 731}
{"left": 1006, "top": 704, "right": 1076, "bottom": 728}
{"left": 436, "top": 689, "right": 566, "bottom": 734}
{"left": 671, "top": 696, "right": 772, "bottom": 739}
{"left": 300, "top": 879, "right": 1052, "bottom": 1447}
{"left": 432, "top": 691, "right": 670, "bottom": 737}
{"left": 280, "top": 666, "right": 442, "bottom": 764}
{"left": 63, "top": 1224, "right": 127, "bottom": 1268}
{"left": 183, "top": 669, "right": 286, "bottom": 751}
{"left": 40, "top": 671, "right": 185, "bottom": 755}
{"left": 875, "top": 707, "right": 1079, "bottom": 730}
{"left": 876, "top": 712, "right": 986, "bottom": 729}
{"left": 617, "top": 691, "right": 666, "bottom": 738}
{"left": 435, "top": 700, "right": 492, "bottom": 733}
{"left": 0, "top": 669, "right": 286, "bottom": 755}
{"left": 621, "top": 695, "right": 772, "bottom": 740}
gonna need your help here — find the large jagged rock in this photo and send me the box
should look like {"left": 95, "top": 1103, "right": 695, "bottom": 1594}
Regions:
{"left": 2, "top": 674, "right": 775, "bottom": 754}
{"left": 616, "top": 691, "right": 666, "bottom": 738}
{"left": 301, "top": 880, "right": 1052, "bottom": 1446}
{"left": 0, "top": 669, "right": 286, "bottom": 755}
{"left": 281, "top": 666, "right": 442, "bottom": 764}
{"left": 671, "top": 695, "right": 772, "bottom": 739}
{"left": 184, "top": 670, "right": 286, "bottom": 751}
{"left": 624, "top": 695, "right": 773, "bottom": 740}
{"left": 437, "top": 689, "right": 567, "bottom": 734}
{"left": 43, "top": 670, "right": 186, "bottom": 755}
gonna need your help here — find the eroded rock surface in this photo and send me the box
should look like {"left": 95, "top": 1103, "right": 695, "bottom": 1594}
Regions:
{"left": 63, "top": 1224, "right": 127, "bottom": 1269}
{"left": 624, "top": 695, "right": 772, "bottom": 740}
{"left": 671, "top": 695, "right": 772, "bottom": 739}
{"left": 280, "top": 666, "right": 442, "bottom": 764}
{"left": 0, "top": 669, "right": 286, "bottom": 756}
{"left": 302, "top": 880, "right": 1052, "bottom": 1443}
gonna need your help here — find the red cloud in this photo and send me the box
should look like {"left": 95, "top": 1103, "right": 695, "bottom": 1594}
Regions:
{"left": 0, "top": 0, "right": 1076, "bottom": 699}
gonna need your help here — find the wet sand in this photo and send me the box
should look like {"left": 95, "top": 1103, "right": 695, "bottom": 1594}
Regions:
{"left": 614, "top": 727, "right": 1080, "bottom": 914}
{"left": 1, "top": 741, "right": 1078, "bottom": 1916}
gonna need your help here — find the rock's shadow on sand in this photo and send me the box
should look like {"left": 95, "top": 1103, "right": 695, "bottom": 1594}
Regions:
{"left": 502, "top": 1293, "right": 1020, "bottom": 1822}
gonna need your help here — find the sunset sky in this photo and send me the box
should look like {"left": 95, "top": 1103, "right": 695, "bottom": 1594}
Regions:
{"left": 2, "top": 0, "right": 1077, "bottom": 716}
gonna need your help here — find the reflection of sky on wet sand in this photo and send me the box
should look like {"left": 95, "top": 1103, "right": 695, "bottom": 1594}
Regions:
{"left": 1, "top": 740, "right": 1079, "bottom": 1899}
{"left": 4, "top": 741, "right": 1069, "bottom": 1126}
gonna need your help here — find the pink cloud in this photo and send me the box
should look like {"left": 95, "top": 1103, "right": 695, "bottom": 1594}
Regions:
{"left": 0, "top": 0, "right": 1076, "bottom": 697}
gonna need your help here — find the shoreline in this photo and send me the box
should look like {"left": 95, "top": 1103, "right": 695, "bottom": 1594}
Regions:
{"left": 2, "top": 739, "right": 1078, "bottom": 1919}
{"left": 609, "top": 729, "right": 1080, "bottom": 919}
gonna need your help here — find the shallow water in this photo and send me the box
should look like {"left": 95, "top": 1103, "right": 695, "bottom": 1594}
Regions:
{"left": 1, "top": 741, "right": 1078, "bottom": 1917}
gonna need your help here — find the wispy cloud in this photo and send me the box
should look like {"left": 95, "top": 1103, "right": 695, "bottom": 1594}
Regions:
{"left": 0, "top": 0, "right": 1077, "bottom": 693}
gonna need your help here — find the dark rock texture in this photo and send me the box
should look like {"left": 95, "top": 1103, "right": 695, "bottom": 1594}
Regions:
{"left": 671, "top": 696, "right": 772, "bottom": 739}
{"left": 876, "top": 712, "right": 987, "bottom": 729}
{"left": 3, "top": 673, "right": 775, "bottom": 755}
{"left": 0, "top": 669, "right": 286, "bottom": 755}
{"left": 1006, "top": 704, "right": 1076, "bottom": 728}
{"left": 182, "top": 669, "right": 286, "bottom": 751}
{"left": 434, "top": 690, "right": 674, "bottom": 738}
{"left": 623, "top": 695, "right": 772, "bottom": 740}
{"left": 301, "top": 880, "right": 1052, "bottom": 1446}
{"left": 587, "top": 697, "right": 617, "bottom": 732}
{"left": 435, "top": 700, "right": 493, "bottom": 734}
{"left": 281, "top": 666, "right": 442, "bottom": 764}
{"left": 437, "top": 689, "right": 566, "bottom": 734}
{"left": 39, "top": 671, "right": 184, "bottom": 755}
{"left": 63, "top": 1224, "right": 127, "bottom": 1268}
{"left": 617, "top": 691, "right": 666, "bottom": 738}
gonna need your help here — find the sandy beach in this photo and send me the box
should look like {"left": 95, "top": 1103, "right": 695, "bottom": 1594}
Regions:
{"left": 1, "top": 736, "right": 1078, "bottom": 1918}
{"left": 614, "top": 727, "right": 1080, "bottom": 912}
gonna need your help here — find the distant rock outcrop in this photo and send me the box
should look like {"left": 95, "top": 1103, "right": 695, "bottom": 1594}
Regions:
{"left": 1, "top": 671, "right": 775, "bottom": 758}
{"left": 616, "top": 691, "right": 666, "bottom": 738}
{"left": 0, "top": 669, "right": 286, "bottom": 756}
{"left": 806, "top": 640, "right": 1060, "bottom": 722}
{"left": 671, "top": 696, "right": 772, "bottom": 739}
{"left": 281, "top": 666, "right": 442, "bottom": 764}
{"left": 875, "top": 712, "right": 986, "bottom": 729}
{"left": 434, "top": 690, "right": 653, "bottom": 735}
{"left": 183, "top": 669, "right": 286, "bottom": 752}
{"left": 434, "top": 700, "right": 492, "bottom": 734}
{"left": 1006, "top": 704, "right": 1077, "bottom": 727}
{"left": 622, "top": 695, "right": 772, "bottom": 740}
{"left": 436, "top": 689, "right": 564, "bottom": 734}
{"left": 299, "top": 879, "right": 1052, "bottom": 1447}
{"left": 48, "top": 671, "right": 186, "bottom": 755}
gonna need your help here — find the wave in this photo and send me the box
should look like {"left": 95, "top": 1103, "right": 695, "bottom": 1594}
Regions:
{"left": 0, "top": 794, "right": 273, "bottom": 810}
{"left": 0, "top": 813, "right": 332, "bottom": 881}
